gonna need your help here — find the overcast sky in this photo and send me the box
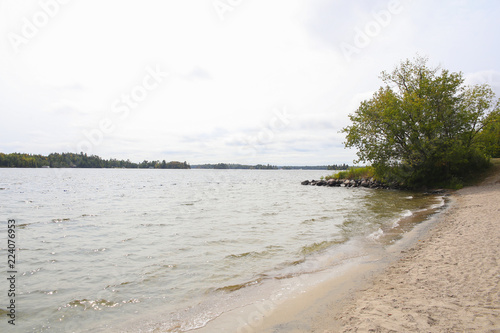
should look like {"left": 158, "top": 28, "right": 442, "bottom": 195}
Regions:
{"left": 1, "top": 0, "right": 499, "bottom": 165}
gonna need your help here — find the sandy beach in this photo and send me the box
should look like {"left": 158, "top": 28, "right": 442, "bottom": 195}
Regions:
{"left": 326, "top": 167, "right": 500, "bottom": 332}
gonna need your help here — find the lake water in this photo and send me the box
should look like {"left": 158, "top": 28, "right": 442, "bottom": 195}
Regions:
{"left": 0, "top": 169, "right": 444, "bottom": 332}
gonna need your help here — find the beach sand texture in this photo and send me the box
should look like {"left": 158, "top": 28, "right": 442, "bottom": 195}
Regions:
{"left": 332, "top": 168, "right": 500, "bottom": 332}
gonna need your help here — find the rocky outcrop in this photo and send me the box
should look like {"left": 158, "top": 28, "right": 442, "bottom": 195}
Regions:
{"left": 301, "top": 177, "right": 406, "bottom": 190}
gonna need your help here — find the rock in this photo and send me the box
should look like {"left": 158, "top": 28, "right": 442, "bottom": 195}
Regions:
{"left": 428, "top": 189, "right": 446, "bottom": 194}
{"left": 300, "top": 177, "right": 408, "bottom": 190}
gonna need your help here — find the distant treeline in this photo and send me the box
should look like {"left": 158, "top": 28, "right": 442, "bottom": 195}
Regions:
{"left": 192, "top": 163, "right": 278, "bottom": 170}
{"left": 282, "top": 165, "right": 349, "bottom": 170}
{"left": 326, "top": 164, "right": 350, "bottom": 170}
{"left": 0, "top": 152, "right": 191, "bottom": 169}
{"left": 191, "top": 164, "right": 350, "bottom": 170}
{"left": 280, "top": 165, "right": 328, "bottom": 170}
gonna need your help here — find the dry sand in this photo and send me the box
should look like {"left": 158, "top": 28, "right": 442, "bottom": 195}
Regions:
{"left": 326, "top": 169, "right": 500, "bottom": 332}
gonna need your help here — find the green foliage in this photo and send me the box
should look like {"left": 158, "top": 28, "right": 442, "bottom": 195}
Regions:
{"left": 476, "top": 109, "right": 500, "bottom": 157}
{"left": 342, "top": 56, "right": 499, "bottom": 188}
{"left": 325, "top": 166, "right": 375, "bottom": 180}
{"left": 0, "top": 152, "right": 191, "bottom": 169}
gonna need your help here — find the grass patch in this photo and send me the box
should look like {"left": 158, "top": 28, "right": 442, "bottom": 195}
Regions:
{"left": 325, "top": 166, "right": 375, "bottom": 180}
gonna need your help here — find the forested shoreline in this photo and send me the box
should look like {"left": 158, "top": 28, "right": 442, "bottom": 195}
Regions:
{"left": 1, "top": 153, "right": 351, "bottom": 170}
{"left": 0, "top": 152, "right": 190, "bottom": 169}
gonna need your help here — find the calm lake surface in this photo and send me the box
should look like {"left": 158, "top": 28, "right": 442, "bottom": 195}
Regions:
{"left": 0, "top": 169, "right": 444, "bottom": 332}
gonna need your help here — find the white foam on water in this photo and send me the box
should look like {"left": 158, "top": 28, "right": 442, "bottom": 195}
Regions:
{"left": 367, "top": 228, "right": 384, "bottom": 240}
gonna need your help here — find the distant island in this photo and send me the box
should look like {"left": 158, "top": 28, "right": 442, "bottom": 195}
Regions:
{"left": 0, "top": 152, "right": 190, "bottom": 169}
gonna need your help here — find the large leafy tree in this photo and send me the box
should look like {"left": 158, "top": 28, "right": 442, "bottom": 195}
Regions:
{"left": 342, "top": 57, "right": 499, "bottom": 187}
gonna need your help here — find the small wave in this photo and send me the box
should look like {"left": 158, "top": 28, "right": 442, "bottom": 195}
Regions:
{"left": 301, "top": 216, "right": 332, "bottom": 224}
{"left": 91, "top": 248, "right": 107, "bottom": 253}
{"left": 66, "top": 298, "right": 120, "bottom": 310}
{"left": 299, "top": 239, "right": 346, "bottom": 255}
{"left": 22, "top": 268, "right": 42, "bottom": 276}
{"left": 367, "top": 228, "right": 384, "bottom": 240}
{"left": 225, "top": 252, "right": 254, "bottom": 259}
{"left": 180, "top": 200, "right": 201, "bottom": 206}
{"left": 262, "top": 212, "right": 278, "bottom": 216}
{"left": 401, "top": 209, "right": 413, "bottom": 217}
{"left": 139, "top": 223, "right": 170, "bottom": 227}
{"left": 30, "top": 289, "right": 57, "bottom": 295}
{"left": 216, "top": 277, "right": 264, "bottom": 293}
{"left": 390, "top": 209, "right": 414, "bottom": 228}
{"left": 120, "top": 279, "right": 134, "bottom": 286}
{"left": 265, "top": 245, "right": 283, "bottom": 251}
{"left": 392, "top": 210, "right": 413, "bottom": 227}
{"left": 274, "top": 272, "right": 298, "bottom": 280}
{"left": 205, "top": 238, "right": 239, "bottom": 245}
{"left": 51, "top": 218, "right": 70, "bottom": 223}
{"left": 226, "top": 250, "right": 268, "bottom": 260}
{"left": 288, "top": 258, "right": 306, "bottom": 266}
{"left": 271, "top": 258, "right": 307, "bottom": 274}
{"left": 430, "top": 196, "right": 446, "bottom": 209}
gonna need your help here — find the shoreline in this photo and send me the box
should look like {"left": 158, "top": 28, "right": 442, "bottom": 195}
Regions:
{"left": 317, "top": 167, "right": 500, "bottom": 332}
{"left": 193, "top": 192, "right": 449, "bottom": 332}
{"left": 204, "top": 166, "right": 500, "bottom": 332}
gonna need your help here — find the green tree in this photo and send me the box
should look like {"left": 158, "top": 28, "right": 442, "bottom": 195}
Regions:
{"left": 342, "top": 56, "right": 499, "bottom": 188}
{"left": 476, "top": 109, "right": 500, "bottom": 158}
